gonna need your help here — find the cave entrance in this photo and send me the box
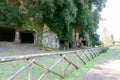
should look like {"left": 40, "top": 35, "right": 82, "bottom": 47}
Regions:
{"left": 0, "top": 27, "right": 15, "bottom": 42}
{"left": 59, "top": 40, "right": 65, "bottom": 50}
{"left": 82, "top": 40, "right": 88, "bottom": 46}
{"left": 19, "top": 30, "right": 35, "bottom": 43}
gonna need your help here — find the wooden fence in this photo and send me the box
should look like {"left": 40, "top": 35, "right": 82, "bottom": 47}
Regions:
{"left": 0, "top": 47, "right": 104, "bottom": 80}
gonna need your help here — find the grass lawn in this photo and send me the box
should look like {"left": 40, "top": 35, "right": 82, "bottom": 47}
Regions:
{"left": 113, "top": 47, "right": 120, "bottom": 59}
{"left": 0, "top": 49, "right": 109, "bottom": 80}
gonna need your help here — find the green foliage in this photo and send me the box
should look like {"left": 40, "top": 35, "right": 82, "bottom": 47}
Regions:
{"left": 74, "top": 0, "right": 105, "bottom": 46}
{"left": 27, "top": 0, "right": 55, "bottom": 21}
{"left": 88, "top": 0, "right": 107, "bottom": 11}
{"left": 101, "top": 47, "right": 108, "bottom": 53}
{"left": 45, "top": 0, "right": 77, "bottom": 42}
{"left": 0, "top": 1, "right": 24, "bottom": 28}
{"left": 75, "top": 3, "right": 88, "bottom": 32}
{"left": 27, "top": 0, "right": 77, "bottom": 42}
{"left": 4, "top": 6, "right": 23, "bottom": 28}
{"left": 0, "top": 0, "right": 5, "bottom": 25}
{"left": 0, "top": 0, "right": 107, "bottom": 47}
{"left": 86, "top": 10, "right": 101, "bottom": 46}
{"left": 90, "top": 33, "right": 101, "bottom": 46}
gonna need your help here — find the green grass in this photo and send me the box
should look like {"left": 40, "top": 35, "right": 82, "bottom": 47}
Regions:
{"left": 66, "top": 51, "right": 108, "bottom": 80}
{"left": 0, "top": 50, "right": 109, "bottom": 80}
{"left": 113, "top": 47, "right": 120, "bottom": 59}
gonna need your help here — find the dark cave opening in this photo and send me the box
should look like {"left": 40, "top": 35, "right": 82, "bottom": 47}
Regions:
{"left": 19, "top": 30, "right": 35, "bottom": 43}
{"left": 0, "top": 27, "right": 15, "bottom": 42}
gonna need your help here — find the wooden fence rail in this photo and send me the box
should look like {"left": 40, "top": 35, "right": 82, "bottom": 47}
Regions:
{"left": 0, "top": 47, "right": 104, "bottom": 80}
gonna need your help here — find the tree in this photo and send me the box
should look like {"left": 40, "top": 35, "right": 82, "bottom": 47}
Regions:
{"left": 0, "top": 0, "right": 24, "bottom": 28}
{"left": 0, "top": 0, "right": 5, "bottom": 25}
{"left": 44, "top": 0, "right": 77, "bottom": 48}
{"left": 73, "top": 0, "right": 106, "bottom": 47}
{"left": 88, "top": 0, "right": 107, "bottom": 11}
{"left": 0, "top": 0, "right": 107, "bottom": 48}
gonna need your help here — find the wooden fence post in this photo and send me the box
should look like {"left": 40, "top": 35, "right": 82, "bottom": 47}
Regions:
{"left": 88, "top": 50, "right": 95, "bottom": 59}
{"left": 27, "top": 59, "right": 32, "bottom": 80}
{"left": 61, "top": 54, "right": 65, "bottom": 76}
{"left": 8, "top": 59, "right": 35, "bottom": 80}
{"left": 74, "top": 52, "right": 86, "bottom": 65}
{"left": 84, "top": 51, "right": 91, "bottom": 61}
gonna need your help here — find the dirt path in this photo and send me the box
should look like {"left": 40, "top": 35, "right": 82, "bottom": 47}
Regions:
{"left": 0, "top": 42, "right": 47, "bottom": 57}
{"left": 77, "top": 48, "right": 120, "bottom": 80}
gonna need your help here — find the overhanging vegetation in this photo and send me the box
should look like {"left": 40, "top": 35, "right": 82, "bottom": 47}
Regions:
{"left": 0, "top": 0, "right": 107, "bottom": 48}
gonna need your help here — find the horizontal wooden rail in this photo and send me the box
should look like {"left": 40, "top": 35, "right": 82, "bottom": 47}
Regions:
{"left": 0, "top": 48, "right": 102, "bottom": 63}
{"left": 0, "top": 47, "right": 104, "bottom": 80}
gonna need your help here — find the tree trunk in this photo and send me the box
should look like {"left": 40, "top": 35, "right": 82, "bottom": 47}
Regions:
{"left": 32, "top": 21, "right": 44, "bottom": 47}
{"left": 73, "top": 26, "right": 78, "bottom": 48}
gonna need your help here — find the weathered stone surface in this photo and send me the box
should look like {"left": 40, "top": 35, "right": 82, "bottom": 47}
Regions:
{"left": 15, "top": 31, "right": 20, "bottom": 42}
{"left": 42, "top": 24, "right": 59, "bottom": 48}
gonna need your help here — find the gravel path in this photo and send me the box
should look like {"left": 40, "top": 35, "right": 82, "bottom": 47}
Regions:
{"left": 0, "top": 42, "right": 47, "bottom": 57}
{"left": 77, "top": 48, "right": 120, "bottom": 80}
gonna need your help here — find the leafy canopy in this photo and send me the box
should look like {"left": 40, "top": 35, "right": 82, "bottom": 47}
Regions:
{"left": 0, "top": 0, "right": 24, "bottom": 28}
{"left": 0, "top": 0, "right": 107, "bottom": 46}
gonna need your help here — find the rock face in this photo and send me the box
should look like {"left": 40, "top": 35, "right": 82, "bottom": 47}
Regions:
{"left": 15, "top": 31, "right": 20, "bottom": 42}
{"left": 0, "top": 25, "right": 60, "bottom": 48}
{"left": 42, "top": 24, "right": 59, "bottom": 48}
